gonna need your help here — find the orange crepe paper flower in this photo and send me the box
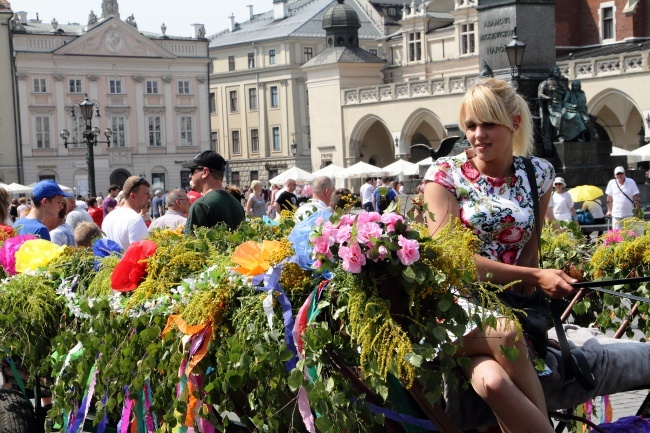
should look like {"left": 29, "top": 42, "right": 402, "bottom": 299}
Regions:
{"left": 231, "top": 240, "right": 283, "bottom": 276}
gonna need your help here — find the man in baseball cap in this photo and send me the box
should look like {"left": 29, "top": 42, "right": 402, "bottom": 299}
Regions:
{"left": 13, "top": 180, "right": 72, "bottom": 240}
{"left": 181, "top": 151, "right": 244, "bottom": 233}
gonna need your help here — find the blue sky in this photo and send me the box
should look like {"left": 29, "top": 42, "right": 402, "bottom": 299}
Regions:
{"left": 13, "top": 0, "right": 270, "bottom": 37}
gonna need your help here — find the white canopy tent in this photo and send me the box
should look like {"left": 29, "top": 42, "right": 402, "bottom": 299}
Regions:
{"left": 342, "top": 161, "right": 386, "bottom": 179}
{"left": 5, "top": 183, "right": 32, "bottom": 195}
{"left": 382, "top": 159, "right": 419, "bottom": 177}
{"left": 612, "top": 146, "right": 641, "bottom": 163}
{"left": 630, "top": 143, "right": 650, "bottom": 162}
{"left": 269, "top": 166, "right": 315, "bottom": 184}
{"left": 311, "top": 164, "right": 345, "bottom": 178}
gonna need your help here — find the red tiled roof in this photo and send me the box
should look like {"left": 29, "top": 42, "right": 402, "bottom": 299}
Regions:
{"left": 0, "top": 0, "right": 11, "bottom": 11}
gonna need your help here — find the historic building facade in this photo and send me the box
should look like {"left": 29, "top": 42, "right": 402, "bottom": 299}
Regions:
{"left": 11, "top": 0, "right": 210, "bottom": 195}
{"left": 0, "top": 0, "right": 20, "bottom": 184}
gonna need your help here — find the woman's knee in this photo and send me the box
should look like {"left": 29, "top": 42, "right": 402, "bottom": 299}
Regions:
{"left": 472, "top": 366, "right": 515, "bottom": 400}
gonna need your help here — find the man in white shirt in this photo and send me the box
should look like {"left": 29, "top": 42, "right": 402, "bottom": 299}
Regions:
{"left": 150, "top": 189, "right": 190, "bottom": 230}
{"left": 294, "top": 176, "right": 335, "bottom": 222}
{"left": 102, "top": 176, "right": 151, "bottom": 250}
{"left": 606, "top": 166, "right": 640, "bottom": 229}
{"left": 359, "top": 177, "right": 376, "bottom": 212}
{"left": 65, "top": 198, "right": 93, "bottom": 231}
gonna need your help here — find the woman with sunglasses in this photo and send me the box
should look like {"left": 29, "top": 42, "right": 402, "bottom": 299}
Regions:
{"left": 551, "top": 177, "right": 576, "bottom": 223}
{"left": 423, "top": 78, "right": 577, "bottom": 432}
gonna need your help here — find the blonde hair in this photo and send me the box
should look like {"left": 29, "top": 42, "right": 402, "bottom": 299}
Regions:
{"left": 250, "top": 180, "right": 262, "bottom": 190}
{"left": 459, "top": 78, "right": 533, "bottom": 157}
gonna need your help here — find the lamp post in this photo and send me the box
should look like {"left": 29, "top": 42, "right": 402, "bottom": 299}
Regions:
{"left": 60, "top": 95, "right": 112, "bottom": 197}
{"left": 505, "top": 27, "right": 526, "bottom": 87}
{"left": 290, "top": 132, "right": 297, "bottom": 156}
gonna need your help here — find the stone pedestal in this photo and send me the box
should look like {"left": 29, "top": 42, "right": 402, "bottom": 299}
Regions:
{"left": 544, "top": 141, "right": 635, "bottom": 186}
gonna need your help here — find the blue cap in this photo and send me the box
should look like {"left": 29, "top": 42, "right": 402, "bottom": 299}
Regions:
{"left": 32, "top": 180, "right": 73, "bottom": 203}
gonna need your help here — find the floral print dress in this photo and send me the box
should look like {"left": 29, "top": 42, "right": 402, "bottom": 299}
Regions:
{"left": 424, "top": 153, "right": 555, "bottom": 265}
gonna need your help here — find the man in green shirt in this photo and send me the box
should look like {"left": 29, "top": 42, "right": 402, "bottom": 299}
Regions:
{"left": 182, "top": 151, "right": 245, "bottom": 233}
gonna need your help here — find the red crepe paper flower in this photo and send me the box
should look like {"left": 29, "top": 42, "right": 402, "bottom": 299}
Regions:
{"left": 111, "top": 240, "right": 158, "bottom": 292}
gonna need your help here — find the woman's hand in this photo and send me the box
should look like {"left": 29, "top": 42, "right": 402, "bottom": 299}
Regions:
{"left": 535, "top": 268, "right": 578, "bottom": 299}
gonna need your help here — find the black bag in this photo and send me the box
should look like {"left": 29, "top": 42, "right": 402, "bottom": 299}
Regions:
{"left": 497, "top": 289, "right": 549, "bottom": 359}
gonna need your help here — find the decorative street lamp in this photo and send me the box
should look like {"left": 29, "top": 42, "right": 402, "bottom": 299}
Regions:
{"left": 505, "top": 27, "right": 526, "bottom": 86}
{"left": 290, "top": 132, "right": 298, "bottom": 156}
{"left": 60, "top": 95, "right": 112, "bottom": 197}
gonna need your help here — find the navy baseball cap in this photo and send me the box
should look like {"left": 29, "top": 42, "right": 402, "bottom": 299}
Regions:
{"left": 181, "top": 151, "right": 226, "bottom": 171}
{"left": 33, "top": 180, "right": 73, "bottom": 202}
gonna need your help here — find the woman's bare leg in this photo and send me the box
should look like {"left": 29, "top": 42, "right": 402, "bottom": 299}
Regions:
{"left": 457, "top": 319, "right": 553, "bottom": 433}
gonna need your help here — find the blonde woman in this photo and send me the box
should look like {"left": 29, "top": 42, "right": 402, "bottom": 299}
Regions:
{"left": 245, "top": 180, "right": 266, "bottom": 218}
{"left": 423, "top": 78, "right": 576, "bottom": 432}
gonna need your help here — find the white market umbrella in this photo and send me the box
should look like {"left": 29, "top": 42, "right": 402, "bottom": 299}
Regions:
{"left": 269, "top": 166, "right": 315, "bottom": 184}
{"left": 342, "top": 161, "right": 386, "bottom": 179}
{"left": 612, "top": 146, "right": 641, "bottom": 163}
{"left": 5, "top": 182, "right": 32, "bottom": 194}
{"left": 630, "top": 143, "right": 650, "bottom": 162}
{"left": 382, "top": 159, "right": 419, "bottom": 176}
{"left": 416, "top": 156, "right": 434, "bottom": 166}
{"left": 311, "top": 164, "right": 345, "bottom": 179}
{"left": 57, "top": 184, "right": 74, "bottom": 193}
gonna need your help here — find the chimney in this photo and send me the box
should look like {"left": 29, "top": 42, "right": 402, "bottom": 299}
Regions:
{"left": 229, "top": 14, "right": 236, "bottom": 32}
{"left": 192, "top": 23, "right": 203, "bottom": 37}
{"left": 17, "top": 11, "right": 27, "bottom": 22}
{"left": 273, "top": 0, "right": 288, "bottom": 21}
{"left": 247, "top": 5, "right": 254, "bottom": 20}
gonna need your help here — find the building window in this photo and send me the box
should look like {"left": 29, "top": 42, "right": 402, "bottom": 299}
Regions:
{"left": 211, "top": 131, "right": 218, "bottom": 149}
{"left": 270, "top": 86, "right": 279, "bottom": 108}
{"left": 180, "top": 116, "right": 193, "bottom": 146}
{"left": 146, "top": 80, "right": 159, "bottom": 94}
{"left": 248, "top": 52, "right": 255, "bottom": 69}
{"left": 151, "top": 173, "right": 165, "bottom": 193}
{"left": 388, "top": 7, "right": 397, "bottom": 16}
{"left": 250, "top": 170, "right": 258, "bottom": 181}
{"left": 269, "top": 49, "right": 276, "bottom": 65}
{"left": 369, "top": 49, "right": 378, "bottom": 56}
{"left": 231, "top": 171, "right": 240, "bottom": 186}
{"left": 601, "top": 5, "right": 615, "bottom": 40}
{"left": 268, "top": 169, "right": 278, "bottom": 179}
{"left": 35, "top": 116, "right": 51, "bottom": 148}
{"left": 460, "top": 23, "right": 476, "bottom": 54}
{"left": 232, "top": 130, "right": 241, "bottom": 154}
{"left": 109, "top": 79, "right": 123, "bottom": 94}
{"left": 178, "top": 80, "right": 191, "bottom": 94}
{"left": 272, "top": 127, "right": 281, "bottom": 151}
{"left": 250, "top": 128, "right": 259, "bottom": 153}
{"left": 180, "top": 170, "right": 190, "bottom": 190}
{"left": 68, "top": 116, "right": 85, "bottom": 148}
{"left": 304, "top": 47, "right": 313, "bottom": 62}
{"left": 229, "top": 90, "right": 238, "bottom": 112}
{"left": 33, "top": 78, "right": 47, "bottom": 93}
{"left": 110, "top": 116, "right": 126, "bottom": 147}
{"left": 408, "top": 32, "right": 422, "bottom": 62}
{"left": 249, "top": 88, "right": 257, "bottom": 110}
{"left": 228, "top": 55, "right": 235, "bottom": 71}
{"left": 69, "top": 78, "right": 82, "bottom": 93}
{"left": 209, "top": 92, "right": 217, "bottom": 114}
{"left": 147, "top": 115, "right": 162, "bottom": 147}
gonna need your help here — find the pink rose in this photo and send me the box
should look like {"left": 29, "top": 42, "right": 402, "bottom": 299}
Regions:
{"left": 497, "top": 226, "right": 525, "bottom": 244}
{"left": 312, "top": 235, "right": 334, "bottom": 258}
{"left": 338, "top": 242, "right": 366, "bottom": 273}
{"left": 381, "top": 213, "right": 405, "bottom": 232}
{"left": 461, "top": 162, "right": 480, "bottom": 183}
{"left": 498, "top": 248, "right": 518, "bottom": 265}
{"left": 501, "top": 215, "right": 515, "bottom": 225}
{"left": 377, "top": 245, "right": 389, "bottom": 261}
{"left": 338, "top": 214, "right": 356, "bottom": 227}
{"left": 356, "top": 221, "right": 383, "bottom": 246}
{"left": 396, "top": 235, "right": 420, "bottom": 266}
{"left": 312, "top": 260, "right": 323, "bottom": 270}
{"left": 321, "top": 221, "right": 335, "bottom": 238}
{"left": 333, "top": 224, "right": 353, "bottom": 244}
{"left": 357, "top": 212, "right": 381, "bottom": 225}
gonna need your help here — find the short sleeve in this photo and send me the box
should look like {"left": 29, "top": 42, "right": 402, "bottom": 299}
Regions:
{"left": 532, "top": 157, "right": 555, "bottom": 198}
{"left": 423, "top": 157, "right": 458, "bottom": 195}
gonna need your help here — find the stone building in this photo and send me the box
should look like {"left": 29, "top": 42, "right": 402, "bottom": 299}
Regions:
{"left": 0, "top": 0, "right": 20, "bottom": 184}
{"left": 11, "top": 0, "right": 210, "bottom": 195}
{"left": 207, "top": 0, "right": 650, "bottom": 188}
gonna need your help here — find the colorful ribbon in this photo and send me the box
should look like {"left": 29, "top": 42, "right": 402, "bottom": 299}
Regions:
{"left": 67, "top": 359, "right": 99, "bottom": 433}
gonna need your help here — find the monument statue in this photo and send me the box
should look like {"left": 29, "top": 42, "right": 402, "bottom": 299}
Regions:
{"left": 126, "top": 14, "right": 138, "bottom": 28}
{"left": 559, "top": 79, "right": 590, "bottom": 142}
{"left": 537, "top": 66, "right": 566, "bottom": 154}
{"left": 12, "top": 13, "right": 25, "bottom": 31}
{"left": 88, "top": 10, "right": 98, "bottom": 26}
{"left": 101, "top": 0, "right": 120, "bottom": 19}
{"left": 196, "top": 25, "right": 206, "bottom": 39}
